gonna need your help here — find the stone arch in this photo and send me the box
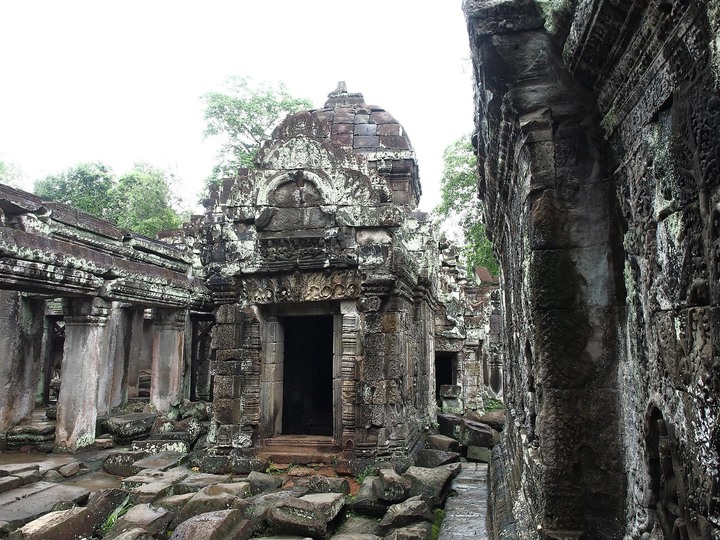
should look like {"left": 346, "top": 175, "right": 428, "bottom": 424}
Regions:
{"left": 256, "top": 170, "right": 335, "bottom": 207}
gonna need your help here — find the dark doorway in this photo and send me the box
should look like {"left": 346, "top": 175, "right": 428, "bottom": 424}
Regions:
{"left": 282, "top": 315, "right": 333, "bottom": 435}
{"left": 190, "top": 314, "right": 215, "bottom": 402}
{"left": 435, "top": 352, "right": 455, "bottom": 400}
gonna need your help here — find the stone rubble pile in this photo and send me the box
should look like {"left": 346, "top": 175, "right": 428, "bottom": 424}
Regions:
{"left": 0, "top": 441, "right": 473, "bottom": 539}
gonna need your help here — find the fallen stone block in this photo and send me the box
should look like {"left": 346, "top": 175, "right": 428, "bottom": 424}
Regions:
{"left": 99, "top": 413, "right": 159, "bottom": 443}
{"left": 460, "top": 419, "right": 499, "bottom": 448}
{"left": 267, "top": 497, "right": 329, "bottom": 538}
{"left": 58, "top": 462, "right": 80, "bottom": 478}
{"left": 299, "top": 492, "right": 345, "bottom": 521}
{"left": 121, "top": 467, "right": 190, "bottom": 489}
{"left": 176, "top": 482, "right": 251, "bottom": 523}
{"left": 104, "top": 503, "right": 173, "bottom": 540}
{"left": 230, "top": 451, "right": 267, "bottom": 474}
{"left": 130, "top": 480, "right": 176, "bottom": 504}
{"left": 335, "top": 515, "right": 381, "bottom": 536}
{"left": 347, "top": 477, "right": 390, "bottom": 518}
{"left": 240, "top": 490, "right": 302, "bottom": 524}
{"left": 173, "top": 472, "right": 234, "bottom": 495}
{"left": 247, "top": 471, "right": 283, "bottom": 495}
{"left": 133, "top": 451, "right": 186, "bottom": 472}
{"left": 466, "top": 445, "right": 492, "bottom": 463}
{"left": 373, "top": 469, "right": 411, "bottom": 502}
{"left": 97, "top": 413, "right": 158, "bottom": 443}
{"left": 436, "top": 414, "right": 463, "bottom": 440}
{"left": 7, "top": 507, "right": 88, "bottom": 540}
{"left": 84, "top": 488, "right": 131, "bottom": 537}
{"left": 103, "top": 451, "right": 152, "bottom": 477}
{"left": 425, "top": 434, "right": 460, "bottom": 453}
{"left": 169, "top": 509, "right": 252, "bottom": 540}
{"left": 108, "top": 528, "right": 154, "bottom": 540}
{"left": 157, "top": 492, "right": 195, "bottom": 524}
{"left": 42, "top": 470, "right": 64, "bottom": 483}
{"left": 377, "top": 496, "right": 434, "bottom": 536}
{"left": 94, "top": 437, "right": 115, "bottom": 449}
{"left": 403, "top": 463, "right": 461, "bottom": 506}
{"left": 381, "top": 520, "right": 432, "bottom": 540}
{"left": 464, "top": 408, "right": 506, "bottom": 432}
{"left": 415, "top": 449, "right": 460, "bottom": 469}
{"left": 293, "top": 474, "right": 350, "bottom": 495}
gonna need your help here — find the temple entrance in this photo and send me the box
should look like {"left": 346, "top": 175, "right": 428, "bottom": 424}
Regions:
{"left": 281, "top": 315, "right": 333, "bottom": 436}
{"left": 435, "top": 352, "right": 456, "bottom": 400}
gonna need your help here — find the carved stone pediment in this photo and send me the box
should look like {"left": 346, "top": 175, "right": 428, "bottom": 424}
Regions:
{"left": 240, "top": 270, "right": 360, "bottom": 304}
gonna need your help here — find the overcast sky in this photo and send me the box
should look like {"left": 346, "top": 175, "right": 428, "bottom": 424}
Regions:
{"left": 0, "top": 1, "right": 474, "bottom": 212}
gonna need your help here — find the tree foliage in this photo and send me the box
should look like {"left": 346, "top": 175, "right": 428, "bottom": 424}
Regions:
{"left": 434, "top": 136, "right": 499, "bottom": 276}
{"left": 34, "top": 162, "right": 181, "bottom": 237}
{"left": 34, "top": 162, "right": 115, "bottom": 218}
{"left": 202, "top": 76, "right": 312, "bottom": 180}
{"left": 106, "top": 164, "right": 182, "bottom": 236}
{"left": 0, "top": 160, "right": 24, "bottom": 188}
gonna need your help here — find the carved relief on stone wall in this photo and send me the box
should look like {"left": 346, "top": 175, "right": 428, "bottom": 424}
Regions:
{"left": 240, "top": 270, "right": 360, "bottom": 305}
{"left": 257, "top": 234, "right": 356, "bottom": 271}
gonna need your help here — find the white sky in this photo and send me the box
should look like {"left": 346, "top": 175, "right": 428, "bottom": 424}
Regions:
{"left": 0, "top": 1, "right": 474, "bottom": 213}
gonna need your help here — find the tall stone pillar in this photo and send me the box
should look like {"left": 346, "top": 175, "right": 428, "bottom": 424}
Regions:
{"left": 0, "top": 291, "right": 45, "bottom": 432}
{"left": 150, "top": 309, "right": 187, "bottom": 411}
{"left": 56, "top": 297, "right": 111, "bottom": 452}
{"left": 97, "top": 302, "right": 131, "bottom": 415}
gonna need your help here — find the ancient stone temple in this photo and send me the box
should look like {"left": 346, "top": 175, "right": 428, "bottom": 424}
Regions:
{"left": 200, "top": 85, "right": 440, "bottom": 468}
{"left": 464, "top": 0, "right": 720, "bottom": 538}
{"left": 0, "top": 186, "right": 210, "bottom": 452}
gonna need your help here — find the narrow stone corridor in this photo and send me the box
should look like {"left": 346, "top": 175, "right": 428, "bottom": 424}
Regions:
{"left": 439, "top": 462, "right": 489, "bottom": 539}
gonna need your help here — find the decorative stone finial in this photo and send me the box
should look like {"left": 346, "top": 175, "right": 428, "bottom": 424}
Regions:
{"left": 331, "top": 81, "right": 348, "bottom": 95}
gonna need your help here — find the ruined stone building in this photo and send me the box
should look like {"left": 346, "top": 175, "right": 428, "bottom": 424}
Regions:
{"left": 0, "top": 188, "right": 210, "bottom": 452}
{"left": 0, "top": 86, "right": 496, "bottom": 476}
{"left": 465, "top": 0, "right": 720, "bottom": 538}
{"left": 200, "top": 86, "right": 442, "bottom": 468}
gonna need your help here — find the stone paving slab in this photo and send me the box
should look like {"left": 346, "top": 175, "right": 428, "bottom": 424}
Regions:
{"left": 438, "top": 462, "right": 489, "bottom": 539}
{"left": 0, "top": 481, "right": 90, "bottom": 528}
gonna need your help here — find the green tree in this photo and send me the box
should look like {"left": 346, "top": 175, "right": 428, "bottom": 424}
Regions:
{"left": 34, "top": 162, "right": 115, "bottom": 218}
{"left": 107, "top": 163, "right": 182, "bottom": 236}
{"left": 434, "top": 136, "right": 499, "bottom": 276}
{"left": 34, "top": 162, "right": 181, "bottom": 237}
{"left": 0, "top": 159, "right": 24, "bottom": 188}
{"left": 202, "top": 76, "right": 312, "bottom": 180}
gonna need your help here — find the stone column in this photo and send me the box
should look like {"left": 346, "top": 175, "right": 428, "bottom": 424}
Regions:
{"left": 150, "top": 309, "right": 187, "bottom": 412}
{"left": 0, "top": 291, "right": 45, "bottom": 432}
{"left": 259, "top": 315, "right": 283, "bottom": 439}
{"left": 97, "top": 302, "right": 131, "bottom": 414}
{"left": 56, "top": 297, "right": 111, "bottom": 452}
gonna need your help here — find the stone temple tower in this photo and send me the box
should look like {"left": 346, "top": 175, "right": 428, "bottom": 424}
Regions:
{"left": 201, "top": 85, "right": 439, "bottom": 471}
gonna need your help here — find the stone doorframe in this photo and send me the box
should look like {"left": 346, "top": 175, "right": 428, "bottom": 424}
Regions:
{"left": 258, "top": 300, "right": 359, "bottom": 448}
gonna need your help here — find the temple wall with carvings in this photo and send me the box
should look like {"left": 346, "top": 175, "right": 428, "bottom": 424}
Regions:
{"left": 201, "top": 86, "right": 441, "bottom": 467}
{"left": 465, "top": 0, "right": 720, "bottom": 538}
